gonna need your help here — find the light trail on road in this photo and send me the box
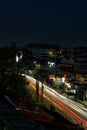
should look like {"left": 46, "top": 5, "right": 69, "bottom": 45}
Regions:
{"left": 22, "top": 74, "right": 87, "bottom": 129}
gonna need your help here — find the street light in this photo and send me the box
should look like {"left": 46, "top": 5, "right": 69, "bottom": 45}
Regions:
{"left": 15, "top": 51, "right": 23, "bottom": 74}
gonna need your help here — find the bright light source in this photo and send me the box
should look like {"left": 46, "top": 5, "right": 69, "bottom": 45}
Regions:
{"left": 48, "top": 61, "right": 55, "bottom": 67}
{"left": 16, "top": 54, "right": 19, "bottom": 62}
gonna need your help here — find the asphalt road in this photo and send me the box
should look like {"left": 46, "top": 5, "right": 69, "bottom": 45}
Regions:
{"left": 23, "top": 74, "right": 86, "bottom": 129}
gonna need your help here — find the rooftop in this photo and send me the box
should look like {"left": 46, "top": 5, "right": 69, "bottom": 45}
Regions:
{"left": 0, "top": 97, "right": 45, "bottom": 130}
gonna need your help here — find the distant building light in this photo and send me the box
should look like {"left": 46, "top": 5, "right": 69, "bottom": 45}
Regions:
{"left": 48, "top": 61, "right": 55, "bottom": 67}
{"left": 34, "top": 61, "right": 36, "bottom": 64}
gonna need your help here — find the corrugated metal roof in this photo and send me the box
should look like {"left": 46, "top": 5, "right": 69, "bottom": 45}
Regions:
{"left": 0, "top": 97, "right": 45, "bottom": 130}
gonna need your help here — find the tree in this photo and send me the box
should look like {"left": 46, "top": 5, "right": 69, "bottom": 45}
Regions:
{"left": 33, "top": 66, "right": 49, "bottom": 102}
{"left": 0, "top": 67, "right": 27, "bottom": 98}
{"left": 0, "top": 45, "right": 27, "bottom": 98}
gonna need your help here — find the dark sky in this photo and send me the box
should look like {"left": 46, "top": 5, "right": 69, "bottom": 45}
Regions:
{"left": 0, "top": 0, "right": 87, "bottom": 47}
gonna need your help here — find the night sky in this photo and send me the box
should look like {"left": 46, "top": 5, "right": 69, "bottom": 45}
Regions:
{"left": 0, "top": 0, "right": 87, "bottom": 47}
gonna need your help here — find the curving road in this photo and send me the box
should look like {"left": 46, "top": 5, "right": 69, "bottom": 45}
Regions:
{"left": 23, "top": 74, "right": 87, "bottom": 130}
